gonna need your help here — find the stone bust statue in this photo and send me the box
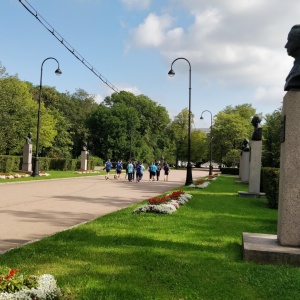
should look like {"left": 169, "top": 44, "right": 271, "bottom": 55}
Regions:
{"left": 241, "top": 138, "right": 250, "bottom": 152}
{"left": 25, "top": 132, "right": 32, "bottom": 144}
{"left": 251, "top": 116, "right": 262, "bottom": 141}
{"left": 284, "top": 25, "right": 300, "bottom": 91}
{"left": 82, "top": 140, "right": 88, "bottom": 151}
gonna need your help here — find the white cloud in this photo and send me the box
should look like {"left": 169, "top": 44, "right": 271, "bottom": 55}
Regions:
{"left": 121, "top": 0, "right": 151, "bottom": 10}
{"left": 253, "top": 86, "right": 284, "bottom": 106}
{"left": 131, "top": 13, "right": 173, "bottom": 47}
{"left": 116, "top": 84, "right": 142, "bottom": 95}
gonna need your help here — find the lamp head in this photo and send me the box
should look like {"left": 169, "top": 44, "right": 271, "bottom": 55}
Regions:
{"left": 168, "top": 69, "right": 175, "bottom": 77}
{"left": 55, "top": 68, "right": 62, "bottom": 75}
{"left": 200, "top": 115, "right": 204, "bottom": 120}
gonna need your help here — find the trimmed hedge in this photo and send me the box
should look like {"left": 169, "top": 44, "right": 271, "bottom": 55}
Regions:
{"left": 220, "top": 167, "right": 239, "bottom": 175}
{"left": 0, "top": 156, "right": 22, "bottom": 173}
{"left": 261, "top": 167, "right": 279, "bottom": 209}
{"left": 0, "top": 155, "right": 98, "bottom": 173}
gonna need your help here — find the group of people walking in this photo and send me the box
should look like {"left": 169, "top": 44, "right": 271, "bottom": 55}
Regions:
{"left": 104, "top": 159, "right": 170, "bottom": 182}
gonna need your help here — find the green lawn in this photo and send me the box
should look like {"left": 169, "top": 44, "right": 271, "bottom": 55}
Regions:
{"left": 1, "top": 176, "right": 299, "bottom": 299}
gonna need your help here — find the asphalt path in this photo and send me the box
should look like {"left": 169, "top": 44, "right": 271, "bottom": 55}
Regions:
{"left": 0, "top": 169, "right": 208, "bottom": 254}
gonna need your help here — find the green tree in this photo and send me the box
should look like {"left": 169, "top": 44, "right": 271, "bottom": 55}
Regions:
{"left": 212, "top": 104, "right": 257, "bottom": 164}
{"left": 224, "top": 149, "right": 240, "bottom": 167}
{"left": 262, "top": 108, "right": 281, "bottom": 167}
{"left": 0, "top": 77, "right": 36, "bottom": 154}
{"left": 89, "top": 91, "right": 171, "bottom": 163}
{"left": 168, "top": 109, "right": 195, "bottom": 166}
{"left": 190, "top": 129, "right": 208, "bottom": 163}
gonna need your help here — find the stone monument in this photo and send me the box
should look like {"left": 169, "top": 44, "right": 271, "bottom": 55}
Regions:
{"left": 238, "top": 117, "right": 264, "bottom": 197}
{"left": 80, "top": 141, "right": 89, "bottom": 171}
{"left": 22, "top": 132, "right": 33, "bottom": 172}
{"left": 243, "top": 25, "right": 300, "bottom": 266}
{"left": 240, "top": 138, "right": 250, "bottom": 183}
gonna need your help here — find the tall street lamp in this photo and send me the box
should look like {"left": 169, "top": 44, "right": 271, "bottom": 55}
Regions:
{"left": 32, "top": 57, "right": 62, "bottom": 177}
{"left": 200, "top": 110, "right": 213, "bottom": 176}
{"left": 168, "top": 57, "right": 193, "bottom": 185}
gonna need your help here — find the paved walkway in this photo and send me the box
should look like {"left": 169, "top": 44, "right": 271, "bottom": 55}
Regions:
{"left": 0, "top": 169, "right": 208, "bottom": 254}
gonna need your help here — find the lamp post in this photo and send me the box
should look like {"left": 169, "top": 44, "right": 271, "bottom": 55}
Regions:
{"left": 168, "top": 57, "right": 193, "bottom": 185}
{"left": 32, "top": 57, "right": 62, "bottom": 177}
{"left": 200, "top": 110, "right": 213, "bottom": 176}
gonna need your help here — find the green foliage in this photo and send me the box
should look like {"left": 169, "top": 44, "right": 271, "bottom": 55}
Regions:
{"left": 0, "top": 77, "right": 36, "bottom": 155}
{"left": 261, "top": 167, "right": 280, "bottom": 209}
{"left": 224, "top": 149, "right": 240, "bottom": 167}
{"left": 0, "top": 155, "right": 21, "bottom": 172}
{"left": 213, "top": 104, "right": 257, "bottom": 163}
{"left": 87, "top": 91, "right": 171, "bottom": 163}
{"left": 0, "top": 268, "right": 38, "bottom": 293}
{"left": 262, "top": 109, "right": 281, "bottom": 167}
{"left": 220, "top": 167, "right": 239, "bottom": 175}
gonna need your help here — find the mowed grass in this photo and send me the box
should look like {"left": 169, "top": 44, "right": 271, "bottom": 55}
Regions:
{"left": 1, "top": 176, "right": 300, "bottom": 299}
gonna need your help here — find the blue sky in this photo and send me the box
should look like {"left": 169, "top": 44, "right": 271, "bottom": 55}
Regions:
{"left": 1, "top": 0, "right": 299, "bottom": 128}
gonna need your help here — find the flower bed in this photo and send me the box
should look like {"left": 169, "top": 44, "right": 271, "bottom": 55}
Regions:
{"left": 0, "top": 268, "right": 61, "bottom": 300}
{"left": 133, "top": 190, "right": 192, "bottom": 214}
{"left": 74, "top": 170, "right": 99, "bottom": 174}
{"left": 0, "top": 172, "right": 50, "bottom": 180}
{"left": 189, "top": 174, "right": 219, "bottom": 189}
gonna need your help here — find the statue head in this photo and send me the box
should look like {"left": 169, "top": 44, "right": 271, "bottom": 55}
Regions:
{"left": 285, "top": 25, "right": 300, "bottom": 59}
{"left": 25, "top": 132, "right": 33, "bottom": 144}
{"left": 251, "top": 115, "right": 262, "bottom": 128}
{"left": 241, "top": 138, "right": 250, "bottom": 152}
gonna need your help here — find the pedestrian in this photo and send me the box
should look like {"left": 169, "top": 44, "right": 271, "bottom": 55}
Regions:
{"left": 116, "top": 160, "right": 123, "bottom": 179}
{"left": 151, "top": 163, "right": 157, "bottom": 181}
{"left": 132, "top": 161, "right": 137, "bottom": 181}
{"left": 136, "top": 162, "right": 142, "bottom": 182}
{"left": 140, "top": 162, "right": 145, "bottom": 181}
{"left": 104, "top": 159, "right": 112, "bottom": 180}
{"left": 164, "top": 163, "right": 170, "bottom": 181}
{"left": 148, "top": 162, "right": 153, "bottom": 180}
{"left": 156, "top": 163, "right": 161, "bottom": 181}
{"left": 127, "top": 160, "right": 134, "bottom": 182}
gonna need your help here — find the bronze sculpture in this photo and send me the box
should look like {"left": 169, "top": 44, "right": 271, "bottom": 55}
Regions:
{"left": 241, "top": 138, "right": 250, "bottom": 152}
{"left": 251, "top": 116, "right": 262, "bottom": 141}
{"left": 25, "top": 132, "right": 32, "bottom": 144}
{"left": 285, "top": 25, "right": 300, "bottom": 91}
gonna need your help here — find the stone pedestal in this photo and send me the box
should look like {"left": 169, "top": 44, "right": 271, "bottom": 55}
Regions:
{"left": 239, "top": 155, "right": 242, "bottom": 178}
{"left": 81, "top": 151, "right": 88, "bottom": 171}
{"left": 240, "top": 151, "right": 250, "bottom": 183}
{"left": 242, "top": 92, "right": 300, "bottom": 266}
{"left": 22, "top": 144, "right": 32, "bottom": 172}
{"left": 248, "top": 141, "right": 262, "bottom": 193}
{"left": 278, "top": 91, "right": 300, "bottom": 246}
{"left": 238, "top": 141, "right": 264, "bottom": 197}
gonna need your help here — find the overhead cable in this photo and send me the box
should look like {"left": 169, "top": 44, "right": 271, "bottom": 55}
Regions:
{"left": 19, "top": 0, "right": 120, "bottom": 93}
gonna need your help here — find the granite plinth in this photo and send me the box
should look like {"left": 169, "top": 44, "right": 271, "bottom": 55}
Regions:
{"left": 238, "top": 191, "right": 265, "bottom": 198}
{"left": 243, "top": 232, "right": 300, "bottom": 266}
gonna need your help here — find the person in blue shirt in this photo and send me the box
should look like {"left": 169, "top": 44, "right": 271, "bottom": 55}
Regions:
{"left": 127, "top": 160, "right": 134, "bottom": 182}
{"left": 151, "top": 163, "right": 157, "bottom": 181}
{"left": 105, "top": 159, "right": 112, "bottom": 180}
{"left": 116, "top": 160, "right": 123, "bottom": 179}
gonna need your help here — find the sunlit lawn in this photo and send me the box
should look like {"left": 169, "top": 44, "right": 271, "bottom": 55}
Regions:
{"left": 1, "top": 175, "right": 299, "bottom": 299}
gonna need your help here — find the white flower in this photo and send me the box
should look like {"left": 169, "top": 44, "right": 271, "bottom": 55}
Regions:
{"left": 0, "top": 274, "right": 60, "bottom": 300}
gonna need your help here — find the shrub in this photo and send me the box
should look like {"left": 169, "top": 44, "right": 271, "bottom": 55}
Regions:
{"left": 261, "top": 167, "right": 279, "bottom": 209}
{"left": 220, "top": 167, "right": 239, "bottom": 175}
{"left": 0, "top": 156, "right": 22, "bottom": 173}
